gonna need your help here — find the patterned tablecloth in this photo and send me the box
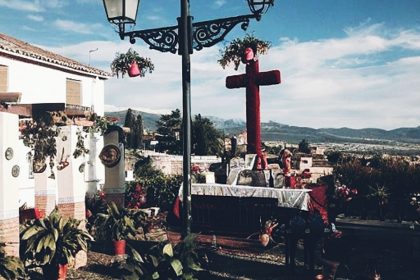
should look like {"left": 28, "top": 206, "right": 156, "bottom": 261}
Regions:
{"left": 179, "top": 183, "right": 311, "bottom": 211}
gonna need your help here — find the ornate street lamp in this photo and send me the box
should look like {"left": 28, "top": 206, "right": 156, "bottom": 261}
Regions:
{"left": 102, "top": 0, "right": 275, "bottom": 237}
{"left": 248, "top": 0, "right": 274, "bottom": 19}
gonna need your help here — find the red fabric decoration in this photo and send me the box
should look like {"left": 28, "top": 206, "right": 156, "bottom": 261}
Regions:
{"left": 226, "top": 59, "right": 281, "bottom": 160}
{"left": 308, "top": 184, "right": 329, "bottom": 224}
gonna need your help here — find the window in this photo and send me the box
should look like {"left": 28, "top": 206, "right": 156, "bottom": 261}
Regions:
{"left": 66, "top": 78, "right": 81, "bottom": 105}
{"left": 0, "top": 65, "right": 8, "bottom": 92}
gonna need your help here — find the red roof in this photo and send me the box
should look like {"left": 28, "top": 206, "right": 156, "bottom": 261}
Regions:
{"left": 0, "top": 33, "right": 110, "bottom": 78}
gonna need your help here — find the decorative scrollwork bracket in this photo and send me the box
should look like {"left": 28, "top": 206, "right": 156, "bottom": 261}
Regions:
{"left": 192, "top": 15, "right": 256, "bottom": 51}
{"left": 120, "top": 14, "right": 257, "bottom": 54}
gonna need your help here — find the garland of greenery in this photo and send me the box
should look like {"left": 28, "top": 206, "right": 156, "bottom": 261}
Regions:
{"left": 21, "top": 111, "right": 114, "bottom": 172}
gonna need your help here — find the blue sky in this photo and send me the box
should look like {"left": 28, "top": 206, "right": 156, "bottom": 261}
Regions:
{"left": 0, "top": 0, "right": 419, "bottom": 129}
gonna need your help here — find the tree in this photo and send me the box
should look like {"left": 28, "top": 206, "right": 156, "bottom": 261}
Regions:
{"left": 124, "top": 109, "right": 144, "bottom": 149}
{"left": 298, "top": 139, "right": 311, "bottom": 154}
{"left": 192, "top": 114, "right": 223, "bottom": 156}
{"left": 132, "top": 114, "right": 144, "bottom": 149}
{"left": 124, "top": 108, "right": 136, "bottom": 148}
{"left": 155, "top": 109, "right": 182, "bottom": 154}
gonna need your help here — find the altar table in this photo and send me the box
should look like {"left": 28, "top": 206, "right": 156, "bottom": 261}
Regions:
{"left": 180, "top": 183, "right": 311, "bottom": 211}
{"left": 178, "top": 184, "right": 312, "bottom": 232}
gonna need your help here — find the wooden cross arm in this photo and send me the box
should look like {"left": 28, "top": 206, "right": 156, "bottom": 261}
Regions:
{"left": 257, "top": 70, "right": 281, "bottom": 86}
{"left": 226, "top": 74, "right": 246, "bottom": 89}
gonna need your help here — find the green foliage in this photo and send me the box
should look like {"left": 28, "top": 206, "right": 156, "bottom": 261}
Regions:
{"left": 85, "top": 113, "right": 113, "bottom": 135}
{"left": 0, "top": 243, "right": 26, "bottom": 280}
{"left": 334, "top": 156, "right": 420, "bottom": 220}
{"left": 298, "top": 139, "right": 311, "bottom": 154}
{"left": 218, "top": 34, "right": 271, "bottom": 70}
{"left": 192, "top": 114, "right": 223, "bottom": 156}
{"left": 111, "top": 48, "right": 155, "bottom": 78}
{"left": 134, "top": 156, "right": 164, "bottom": 179}
{"left": 73, "top": 129, "right": 89, "bottom": 158}
{"left": 325, "top": 151, "right": 343, "bottom": 165}
{"left": 131, "top": 157, "right": 182, "bottom": 211}
{"left": 94, "top": 202, "right": 137, "bottom": 241}
{"left": 156, "top": 109, "right": 182, "bottom": 154}
{"left": 118, "top": 235, "right": 204, "bottom": 280}
{"left": 21, "top": 111, "right": 65, "bottom": 166}
{"left": 143, "top": 175, "right": 183, "bottom": 212}
{"left": 20, "top": 208, "right": 92, "bottom": 267}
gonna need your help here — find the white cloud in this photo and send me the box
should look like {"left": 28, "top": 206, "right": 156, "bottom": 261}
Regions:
{"left": 27, "top": 14, "right": 44, "bottom": 22}
{"left": 53, "top": 19, "right": 103, "bottom": 35}
{"left": 0, "top": 0, "right": 43, "bottom": 12}
{"left": 45, "top": 23, "right": 420, "bottom": 130}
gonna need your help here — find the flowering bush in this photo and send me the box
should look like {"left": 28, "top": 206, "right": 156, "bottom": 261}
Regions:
{"left": 335, "top": 184, "right": 358, "bottom": 202}
{"left": 191, "top": 164, "right": 206, "bottom": 183}
{"left": 126, "top": 183, "right": 147, "bottom": 209}
{"left": 410, "top": 193, "right": 420, "bottom": 208}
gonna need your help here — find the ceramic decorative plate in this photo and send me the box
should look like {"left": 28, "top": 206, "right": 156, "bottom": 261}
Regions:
{"left": 12, "top": 165, "right": 20, "bottom": 177}
{"left": 5, "top": 147, "right": 13, "bottom": 160}
{"left": 99, "top": 144, "right": 121, "bottom": 168}
{"left": 79, "top": 163, "right": 85, "bottom": 173}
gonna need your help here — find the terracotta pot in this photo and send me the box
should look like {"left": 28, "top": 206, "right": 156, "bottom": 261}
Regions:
{"left": 128, "top": 61, "right": 141, "bottom": 77}
{"left": 42, "top": 263, "right": 68, "bottom": 280}
{"left": 113, "top": 239, "right": 126, "bottom": 255}
{"left": 259, "top": 233, "right": 270, "bottom": 247}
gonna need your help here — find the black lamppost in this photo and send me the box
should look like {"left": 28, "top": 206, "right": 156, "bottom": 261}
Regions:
{"left": 103, "top": 0, "right": 274, "bottom": 237}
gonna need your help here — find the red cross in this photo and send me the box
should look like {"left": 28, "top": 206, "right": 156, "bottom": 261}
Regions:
{"left": 226, "top": 59, "right": 280, "bottom": 167}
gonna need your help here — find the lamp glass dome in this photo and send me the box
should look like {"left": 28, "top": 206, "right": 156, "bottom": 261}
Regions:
{"left": 103, "top": 0, "right": 140, "bottom": 24}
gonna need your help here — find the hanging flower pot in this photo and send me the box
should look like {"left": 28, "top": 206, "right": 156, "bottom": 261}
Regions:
{"left": 111, "top": 48, "right": 154, "bottom": 78}
{"left": 113, "top": 239, "right": 126, "bottom": 255}
{"left": 128, "top": 61, "right": 141, "bottom": 77}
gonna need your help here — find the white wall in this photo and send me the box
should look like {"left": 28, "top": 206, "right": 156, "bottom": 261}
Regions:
{"left": 0, "top": 56, "right": 105, "bottom": 116}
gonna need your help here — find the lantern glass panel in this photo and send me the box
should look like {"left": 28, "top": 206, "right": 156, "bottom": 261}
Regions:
{"left": 124, "top": 0, "right": 139, "bottom": 22}
{"left": 103, "top": 0, "right": 123, "bottom": 21}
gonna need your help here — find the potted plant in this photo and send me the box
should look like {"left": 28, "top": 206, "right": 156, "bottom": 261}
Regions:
{"left": 218, "top": 33, "right": 271, "bottom": 70}
{"left": 0, "top": 243, "right": 26, "bottom": 280}
{"left": 20, "top": 208, "right": 92, "bottom": 280}
{"left": 111, "top": 48, "right": 155, "bottom": 78}
{"left": 94, "top": 202, "right": 137, "bottom": 255}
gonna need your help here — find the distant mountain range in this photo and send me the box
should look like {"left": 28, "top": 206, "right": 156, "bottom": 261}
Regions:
{"left": 105, "top": 110, "right": 420, "bottom": 144}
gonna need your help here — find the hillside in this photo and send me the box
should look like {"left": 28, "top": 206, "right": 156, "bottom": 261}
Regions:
{"left": 105, "top": 110, "right": 420, "bottom": 144}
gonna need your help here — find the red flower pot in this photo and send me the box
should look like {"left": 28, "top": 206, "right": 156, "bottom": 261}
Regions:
{"left": 42, "top": 263, "right": 68, "bottom": 280}
{"left": 113, "top": 240, "right": 126, "bottom": 255}
{"left": 128, "top": 61, "right": 141, "bottom": 77}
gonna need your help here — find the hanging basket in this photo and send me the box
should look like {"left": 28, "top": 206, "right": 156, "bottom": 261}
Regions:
{"left": 128, "top": 61, "right": 141, "bottom": 77}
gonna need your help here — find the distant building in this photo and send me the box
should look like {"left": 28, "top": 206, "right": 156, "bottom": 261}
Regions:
{"left": 295, "top": 152, "right": 333, "bottom": 183}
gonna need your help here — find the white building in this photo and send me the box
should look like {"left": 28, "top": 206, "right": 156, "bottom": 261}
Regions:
{"left": 0, "top": 33, "right": 110, "bottom": 207}
{"left": 0, "top": 33, "right": 109, "bottom": 115}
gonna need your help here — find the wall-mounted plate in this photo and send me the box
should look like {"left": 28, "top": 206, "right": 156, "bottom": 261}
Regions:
{"left": 99, "top": 144, "right": 121, "bottom": 168}
{"left": 12, "top": 165, "right": 20, "bottom": 177}
{"left": 5, "top": 147, "right": 13, "bottom": 160}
